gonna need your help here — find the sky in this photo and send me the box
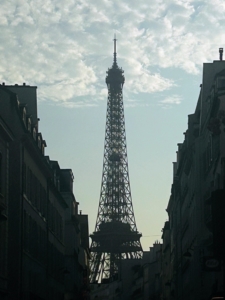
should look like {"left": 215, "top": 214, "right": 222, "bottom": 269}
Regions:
{"left": 1, "top": 0, "right": 225, "bottom": 250}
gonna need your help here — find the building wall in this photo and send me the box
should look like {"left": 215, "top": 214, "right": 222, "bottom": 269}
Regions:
{"left": 164, "top": 58, "right": 225, "bottom": 300}
{"left": 0, "top": 84, "right": 90, "bottom": 300}
{"left": 161, "top": 221, "right": 171, "bottom": 300}
{"left": 0, "top": 101, "right": 12, "bottom": 299}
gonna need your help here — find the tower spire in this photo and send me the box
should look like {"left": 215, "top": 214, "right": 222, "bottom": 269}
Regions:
{"left": 113, "top": 34, "right": 117, "bottom": 65}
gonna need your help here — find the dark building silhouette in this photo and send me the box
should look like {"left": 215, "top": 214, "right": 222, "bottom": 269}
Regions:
{"left": 161, "top": 49, "right": 225, "bottom": 299}
{"left": 90, "top": 38, "right": 142, "bottom": 284}
{"left": 0, "top": 84, "right": 89, "bottom": 299}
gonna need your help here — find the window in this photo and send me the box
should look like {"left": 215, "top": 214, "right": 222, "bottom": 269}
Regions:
{"left": 27, "top": 118, "right": 31, "bottom": 132}
{"left": 0, "top": 153, "right": 2, "bottom": 193}
{"left": 206, "top": 96, "right": 211, "bottom": 113}
{"left": 22, "top": 107, "right": 26, "bottom": 126}
{"left": 27, "top": 168, "right": 31, "bottom": 200}
{"left": 41, "top": 188, "right": 47, "bottom": 217}
{"left": 203, "top": 135, "right": 213, "bottom": 173}
{"left": 33, "top": 128, "right": 36, "bottom": 140}
{"left": 33, "top": 176, "right": 37, "bottom": 208}
{"left": 23, "top": 210, "right": 29, "bottom": 251}
{"left": 206, "top": 135, "right": 213, "bottom": 166}
{"left": 38, "top": 136, "right": 41, "bottom": 149}
{"left": 212, "top": 134, "right": 220, "bottom": 161}
{"left": 37, "top": 182, "right": 40, "bottom": 211}
{"left": 217, "top": 77, "right": 225, "bottom": 89}
{"left": 22, "top": 163, "right": 27, "bottom": 195}
{"left": 0, "top": 220, "right": 7, "bottom": 276}
{"left": 41, "top": 143, "right": 45, "bottom": 155}
{"left": 211, "top": 87, "right": 215, "bottom": 98}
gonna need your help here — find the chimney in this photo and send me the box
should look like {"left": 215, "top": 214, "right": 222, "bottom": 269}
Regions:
{"left": 219, "top": 48, "right": 223, "bottom": 61}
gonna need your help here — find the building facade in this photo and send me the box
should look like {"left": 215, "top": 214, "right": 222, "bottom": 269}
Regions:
{"left": 163, "top": 52, "right": 225, "bottom": 299}
{"left": 0, "top": 84, "right": 89, "bottom": 300}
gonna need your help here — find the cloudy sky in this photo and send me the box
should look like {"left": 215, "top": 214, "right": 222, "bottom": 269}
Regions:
{"left": 1, "top": 0, "right": 225, "bottom": 250}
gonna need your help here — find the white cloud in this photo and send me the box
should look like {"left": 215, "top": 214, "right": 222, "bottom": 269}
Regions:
{"left": 159, "top": 94, "right": 182, "bottom": 108}
{"left": 0, "top": 0, "right": 225, "bottom": 107}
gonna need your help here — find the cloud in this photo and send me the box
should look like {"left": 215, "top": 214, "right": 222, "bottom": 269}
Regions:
{"left": 0, "top": 0, "right": 225, "bottom": 107}
{"left": 159, "top": 94, "right": 182, "bottom": 108}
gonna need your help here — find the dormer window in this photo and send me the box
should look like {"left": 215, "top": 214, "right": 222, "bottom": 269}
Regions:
{"left": 38, "top": 135, "right": 41, "bottom": 149}
{"left": 22, "top": 108, "right": 26, "bottom": 126}
{"left": 33, "top": 128, "right": 37, "bottom": 140}
{"left": 27, "top": 118, "right": 31, "bottom": 132}
{"left": 41, "top": 140, "right": 46, "bottom": 155}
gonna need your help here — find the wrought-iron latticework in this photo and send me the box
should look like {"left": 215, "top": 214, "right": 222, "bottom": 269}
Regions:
{"left": 90, "top": 38, "right": 142, "bottom": 283}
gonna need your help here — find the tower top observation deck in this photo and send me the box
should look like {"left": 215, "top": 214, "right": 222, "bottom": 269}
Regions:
{"left": 106, "top": 35, "right": 125, "bottom": 86}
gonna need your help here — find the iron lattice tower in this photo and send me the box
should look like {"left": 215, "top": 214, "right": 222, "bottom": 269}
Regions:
{"left": 90, "top": 38, "right": 142, "bottom": 283}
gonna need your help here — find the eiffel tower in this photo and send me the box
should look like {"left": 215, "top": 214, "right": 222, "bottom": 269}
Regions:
{"left": 90, "top": 37, "right": 143, "bottom": 283}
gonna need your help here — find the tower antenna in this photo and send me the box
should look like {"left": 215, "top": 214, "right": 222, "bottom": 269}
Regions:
{"left": 113, "top": 34, "right": 117, "bottom": 64}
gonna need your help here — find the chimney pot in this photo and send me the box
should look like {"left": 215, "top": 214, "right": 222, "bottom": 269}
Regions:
{"left": 219, "top": 48, "right": 223, "bottom": 61}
